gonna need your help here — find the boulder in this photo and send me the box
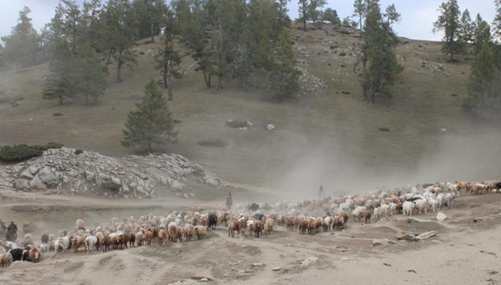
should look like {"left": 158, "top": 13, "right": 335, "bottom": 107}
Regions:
{"left": 37, "top": 167, "right": 58, "bottom": 187}
{"left": 30, "top": 175, "right": 47, "bottom": 190}
{"left": 14, "top": 179, "right": 30, "bottom": 190}
{"left": 19, "top": 168, "right": 33, "bottom": 180}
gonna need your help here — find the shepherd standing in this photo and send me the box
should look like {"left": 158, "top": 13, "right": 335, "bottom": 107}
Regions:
{"left": 226, "top": 191, "right": 233, "bottom": 210}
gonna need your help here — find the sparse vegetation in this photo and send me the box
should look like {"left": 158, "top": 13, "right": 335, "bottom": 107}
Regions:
{"left": 0, "top": 143, "right": 63, "bottom": 163}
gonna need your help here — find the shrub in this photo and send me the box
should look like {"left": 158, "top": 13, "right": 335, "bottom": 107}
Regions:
{"left": 0, "top": 143, "right": 63, "bottom": 163}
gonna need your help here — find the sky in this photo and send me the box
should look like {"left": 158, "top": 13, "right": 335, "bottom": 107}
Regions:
{"left": 0, "top": 0, "right": 497, "bottom": 41}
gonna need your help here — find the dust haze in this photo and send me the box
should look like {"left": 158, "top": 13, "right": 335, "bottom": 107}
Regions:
{"left": 268, "top": 122, "right": 501, "bottom": 200}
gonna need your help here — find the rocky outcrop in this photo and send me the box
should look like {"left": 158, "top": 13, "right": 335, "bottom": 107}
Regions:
{"left": 0, "top": 147, "right": 223, "bottom": 198}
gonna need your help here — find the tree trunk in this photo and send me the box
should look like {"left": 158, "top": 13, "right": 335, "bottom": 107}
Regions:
{"left": 117, "top": 52, "right": 123, "bottom": 82}
{"left": 151, "top": 23, "right": 155, "bottom": 43}
{"left": 203, "top": 71, "right": 212, "bottom": 88}
{"left": 217, "top": 74, "right": 223, "bottom": 90}
{"left": 163, "top": 64, "right": 168, "bottom": 89}
{"left": 303, "top": 16, "right": 307, "bottom": 31}
{"left": 168, "top": 85, "right": 173, "bottom": 101}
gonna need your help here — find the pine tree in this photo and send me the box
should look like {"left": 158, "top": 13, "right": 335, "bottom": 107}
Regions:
{"left": 308, "top": 0, "right": 326, "bottom": 25}
{"left": 322, "top": 8, "right": 341, "bottom": 26}
{"left": 122, "top": 81, "right": 177, "bottom": 153}
{"left": 473, "top": 14, "right": 491, "bottom": 55}
{"left": 495, "top": 0, "right": 501, "bottom": 39}
{"left": 131, "top": 0, "right": 167, "bottom": 42}
{"left": 298, "top": 0, "right": 309, "bottom": 31}
{"left": 360, "top": 0, "right": 401, "bottom": 103}
{"left": 384, "top": 4, "right": 400, "bottom": 26}
{"left": 0, "top": 44, "right": 5, "bottom": 67}
{"left": 1, "top": 6, "right": 41, "bottom": 67}
{"left": 458, "top": 9, "right": 474, "bottom": 50}
{"left": 269, "top": 29, "right": 301, "bottom": 100}
{"left": 434, "top": 0, "right": 461, "bottom": 62}
{"left": 155, "top": 10, "right": 182, "bottom": 100}
{"left": 466, "top": 20, "right": 498, "bottom": 108}
{"left": 298, "top": 0, "right": 326, "bottom": 30}
{"left": 276, "top": 0, "right": 290, "bottom": 26}
{"left": 102, "top": 0, "right": 137, "bottom": 82}
{"left": 43, "top": 0, "right": 107, "bottom": 105}
{"left": 353, "top": 0, "right": 367, "bottom": 30}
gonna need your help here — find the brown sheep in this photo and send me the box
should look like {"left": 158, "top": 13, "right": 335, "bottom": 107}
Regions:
{"left": 227, "top": 219, "right": 240, "bottom": 238}
{"left": 193, "top": 226, "right": 208, "bottom": 240}
{"left": 143, "top": 229, "right": 154, "bottom": 246}
{"left": 0, "top": 252, "right": 12, "bottom": 267}
{"left": 158, "top": 229, "right": 168, "bottom": 245}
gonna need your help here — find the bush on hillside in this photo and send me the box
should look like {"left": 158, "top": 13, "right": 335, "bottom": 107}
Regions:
{"left": 0, "top": 143, "right": 63, "bottom": 163}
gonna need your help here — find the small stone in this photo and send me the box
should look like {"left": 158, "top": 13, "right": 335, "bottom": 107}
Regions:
{"left": 436, "top": 212, "right": 447, "bottom": 222}
{"left": 272, "top": 267, "right": 281, "bottom": 272}
{"left": 301, "top": 256, "right": 318, "bottom": 268}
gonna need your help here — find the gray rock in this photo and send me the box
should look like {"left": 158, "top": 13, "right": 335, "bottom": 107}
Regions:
{"left": 0, "top": 147, "right": 223, "bottom": 199}
{"left": 19, "top": 169, "right": 33, "bottom": 180}
{"left": 37, "top": 167, "right": 58, "bottom": 187}
{"left": 30, "top": 175, "right": 47, "bottom": 190}
{"left": 300, "top": 256, "right": 319, "bottom": 268}
{"left": 14, "top": 179, "right": 30, "bottom": 190}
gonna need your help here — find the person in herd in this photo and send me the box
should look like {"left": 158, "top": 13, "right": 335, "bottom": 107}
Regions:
{"left": 318, "top": 185, "right": 324, "bottom": 200}
{"left": 6, "top": 221, "right": 18, "bottom": 242}
{"left": 226, "top": 191, "right": 233, "bottom": 210}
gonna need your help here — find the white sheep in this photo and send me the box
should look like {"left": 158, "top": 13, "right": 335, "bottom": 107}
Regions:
{"left": 85, "top": 235, "right": 98, "bottom": 253}
{"left": 415, "top": 199, "right": 428, "bottom": 214}
{"left": 54, "top": 236, "right": 70, "bottom": 252}
{"left": 402, "top": 201, "right": 415, "bottom": 216}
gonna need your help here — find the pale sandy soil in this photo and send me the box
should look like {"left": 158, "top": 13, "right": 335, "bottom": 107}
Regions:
{"left": 0, "top": 193, "right": 500, "bottom": 285}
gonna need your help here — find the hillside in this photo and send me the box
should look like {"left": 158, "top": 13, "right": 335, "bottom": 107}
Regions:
{"left": 0, "top": 24, "right": 500, "bottom": 199}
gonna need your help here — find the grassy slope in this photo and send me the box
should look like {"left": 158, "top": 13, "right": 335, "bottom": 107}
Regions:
{"left": 1, "top": 25, "right": 500, "bottom": 198}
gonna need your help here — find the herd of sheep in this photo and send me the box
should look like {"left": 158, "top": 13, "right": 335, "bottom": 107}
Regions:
{"left": 0, "top": 180, "right": 499, "bottom": 269}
